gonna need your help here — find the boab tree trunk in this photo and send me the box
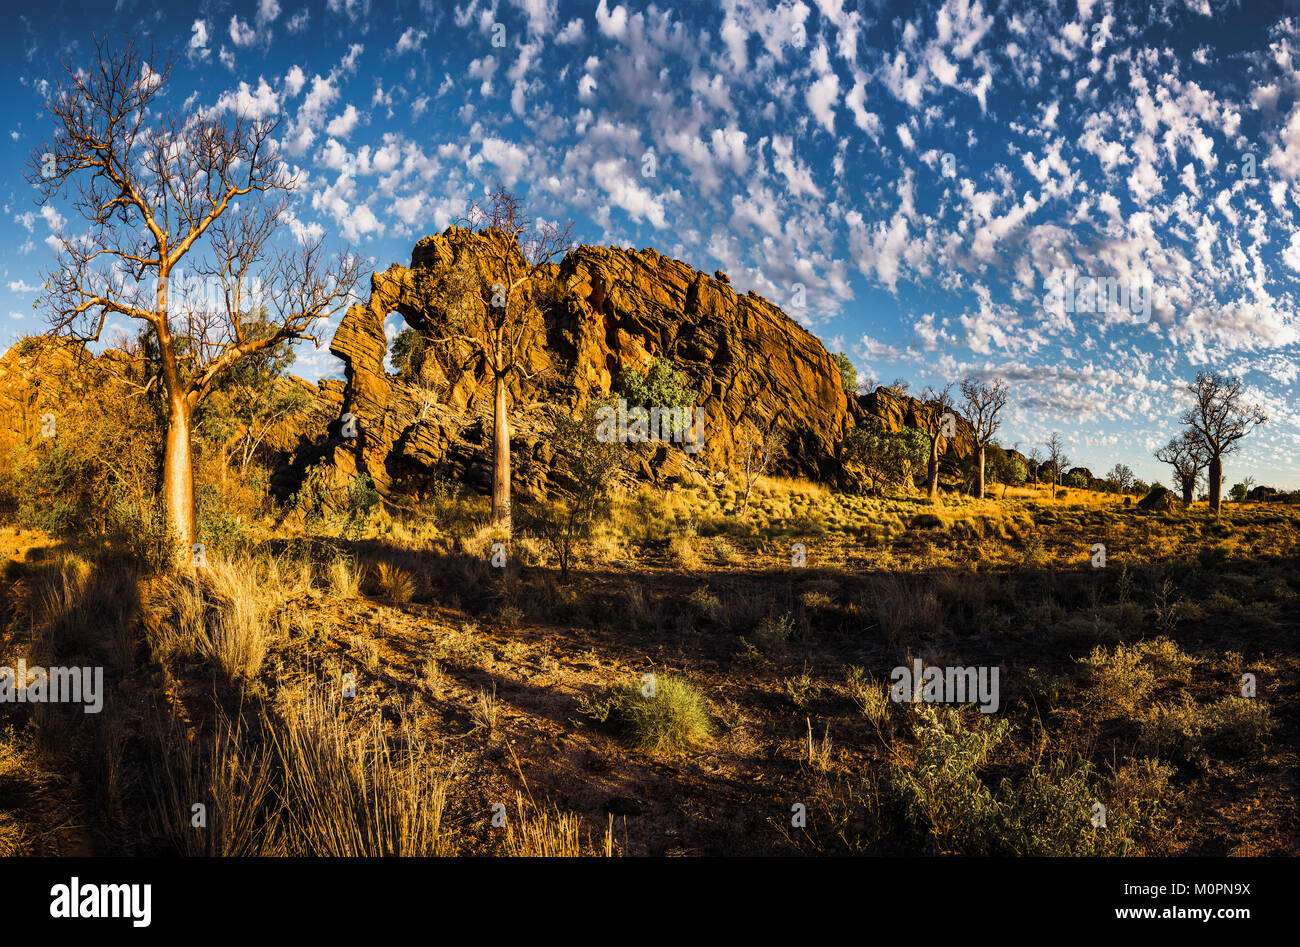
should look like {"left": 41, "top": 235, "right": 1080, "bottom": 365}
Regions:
{"left": 492, "top": 374, "right": 511, "bottom": 528}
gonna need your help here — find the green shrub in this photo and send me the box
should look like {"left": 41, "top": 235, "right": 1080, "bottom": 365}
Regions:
{"left": 616, "top": 357, "right": 697, "bottom": 436}
{"left": 580, "top": 674, "right": 713, "bottom": 755}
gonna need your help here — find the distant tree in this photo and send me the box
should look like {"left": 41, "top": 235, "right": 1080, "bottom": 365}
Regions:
{"left": 1045, "top": 432, "right": 1069, "bottom": 499}
{"left": 1105, "top": 463, "right": 1135, "bottom": 494}
{"left": 920, "top": 383, "right": 956, "bottom": 500}
{"left": 194, "top": 327, "right": 312, "bottom": 479}
{"left": 985, "top": 445, "right": 1027, "bottom": 498}
{"left": 419, "top": 185, "right": 574, "bottom": 529}
{"left": 1154, "top": 429, "right": 1211, "bottom": 505}
{"left": 28, "top": 40, "right": 362, "bottom": 553}
{"left": 1063, "top": 471, "right": 1088, "bottom": 489}
{"left": 1132, "top": 479, "right": 1150, "bottom": 496}
{"left": 831, "top": 353, "right": 858, "bottom": 395}
{"left": 1027, "top": 447, "right": 1044, "bottom": 490}
{"left": 960, "top": 376, "right": 1009, "bottom": 498}
{"left": 1179, "top": 371, "right": 1267, "bottom": 513}
{"left": 390, "top": 327, "right": 429, "bottom": 379}
{"left": 842, "top": 418, "right": 927, "bottom": 496}
{"left": 523, "top": 399, "right": 623, "bottom": 582}
{"left": 888, "top": 377, "right": 911, "bottom": 396}
{"left": 1230, "top": 475, "right": 1257, "bottom": 503}
{"left": 735, "top": 414, "right": 786, "bottom": 517}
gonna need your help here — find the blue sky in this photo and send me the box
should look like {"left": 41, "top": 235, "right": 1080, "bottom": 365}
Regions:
{"left": 2, "top": 0, "right": 1298, "bottom": 488}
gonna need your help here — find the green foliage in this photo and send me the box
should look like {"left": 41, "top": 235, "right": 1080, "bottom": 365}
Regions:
{"left": 193, "top": 330, "right": 310, "bottom": 474}
{"left": 841, "top": 417, "right": 928, "bottom": 493}
{"left": 880, "top": 706, "right": 1152, "bottom": 855}
{"left": 521, "top": 399, "right": 624, "bottom": 580}
{"left": 196, "top": 483, "right": 252, "bottom": 552}
{"left": 580, "top": 674, "right": 714, "bottom": 755}
{"left": 390, "top": 327, "right": 429, "bottom": 379}
{"left": 831, "top": 353, "right": 857, "bottom": 394}
{"left": 984, "top": 445, "right": 1027, "bottom": 486}
{"left": 1063, "top": 471, "right": 1088, "bottom": 489}
{"left": 291, "top": 464, "right": 381, "bottom": 539}
{"left": 616, "top": 357, "right": 697, "bottom": 436}
{"left": 5, "top": 351, "right": 166, "bottom": 562}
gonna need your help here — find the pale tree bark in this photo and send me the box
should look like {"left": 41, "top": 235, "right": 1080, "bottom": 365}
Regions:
{"left": 492, "top": 374, "right": 512, "bottom": 527}
{"left": 921, "top": 383, "right": 955, "bottom": 500}
{"left": 423, "top": 187, "right": 574, "bottom": 532}
{"left": 1179, "top": 372, "right": 1266, "bottom": 514}
{"left": 961, "top": 376, "right": 1008, "bottom": 500}
{"left": 28, "top": 39, "right": 361, "bottom": 561}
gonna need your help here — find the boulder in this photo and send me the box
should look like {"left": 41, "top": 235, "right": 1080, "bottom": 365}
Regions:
{"left": 1137, "top": 486, "right": 1181, "bottom": 511}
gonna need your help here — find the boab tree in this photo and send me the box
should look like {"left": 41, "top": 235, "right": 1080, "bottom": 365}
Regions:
{"left": 1154, "top": 429, "right": 1210, "bottom": 505}
{"left": 1045, "top": 431, "right": 1069, "bottom": 499}
{"left": 920, "top": 383, "right": 956, "bottom": 500}
{"left": 421, "top": 186, "right": 573, "bottom": 529}
{"left": 28, "top": 40, "right": 361, "bottom": 554}
{"left": 1179, "top": 371, "right": 1267, "bottom": 513}
{"left": 960, "top": 376, "right": 1009, "bottom": 498}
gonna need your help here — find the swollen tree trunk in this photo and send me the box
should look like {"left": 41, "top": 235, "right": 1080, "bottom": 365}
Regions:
{"left": 1208, "top": 453, "right": 1223, "bottom": 512}
{"left": 162, "top": 392, "right": 197, "bottom": 555}
{"left": 975, "top": 445, "right": 986, "bottom": 498}
{"left": 491, "top": 374, "right": 512, "bottom": 528}
{"left": 927, "top": 436, "right": 940, "bottom": 499}
{"left": 1180, "top": 476, "right": 1195, "bottom": 505}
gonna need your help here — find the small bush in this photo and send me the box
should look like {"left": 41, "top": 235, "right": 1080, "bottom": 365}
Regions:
{"left": 581, "top": 674, "right": 713, "bottom": 755}
{"left": 843, "top": 666, "right": 889, "bottom": 726}
{"left": 752, "top": 611, "right": 796, "bottom": 652}
{"left": 370, "top": 561, "right": 416, "bottom": 603}
{"left": 1080, "top": 643, "right": 1157, "bottom": 719}
{"left": 1140, "top": 697, "right": 1273, "bottom": 757}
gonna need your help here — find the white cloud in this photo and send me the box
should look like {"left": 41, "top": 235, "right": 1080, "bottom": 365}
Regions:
{"left": 806, "top": 72, "right": 839, "bottom": 132}
{"left": 556, "top": 17, "right": 585, "bottom": 43}
{"left": 211, "top": 78, "right": 279, "bottom": 119}
{"left": 229, "top": 15, "right": 257, "bottom": 47}
{"left": 326, "top": 104, "right": 362, "bottom": 138}
{"left": 395, "top": 27, "right": 426, "bottom": 54}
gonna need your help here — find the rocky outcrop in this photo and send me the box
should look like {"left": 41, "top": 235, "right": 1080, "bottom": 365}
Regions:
{"left": 281, "top": 227, "right": 993, "bottom": 501}
{"left": 295, "top": 228, "right": 860, "bottom": 499}
{"left": 0, "top": 337, "right": 85, "bottom": 454}
{"left": 853, "top": 387, "right": 977, "bottom": 461}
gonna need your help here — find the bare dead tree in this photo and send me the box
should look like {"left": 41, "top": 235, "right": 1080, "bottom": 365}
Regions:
{"left": 1045, "top": 432, "right": 1069, "bottom": 499}
{"left": 1154, "top": 429, "right": 1210, "bottom": 505}
{"left": 920, "top": 383, "right": 955, "bottom": 500}
{"left": 27, "top": 38, "right": 361, "bottom": 555}
{"left": 422, "top": 185, "right": 574, "bottom": 529}
{"left": 735, "top": 415, "right": 785, "bottom": 517}
{"left": 960, "top": 376, "right": 1009, "bottom": 499}
{"left": 1179, "top": 371, "right": 1267, "bottom": 513}
{"left": 1027, "top": 446, "right": 1043, "bottom": 491}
